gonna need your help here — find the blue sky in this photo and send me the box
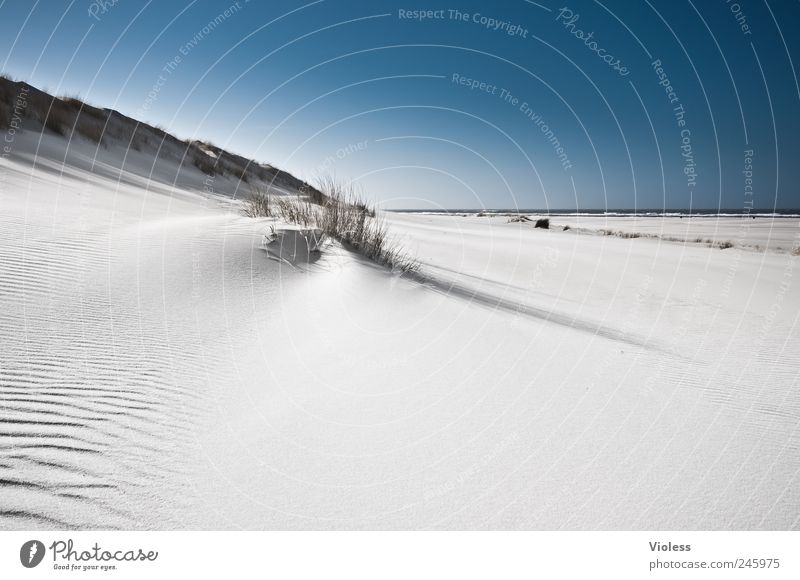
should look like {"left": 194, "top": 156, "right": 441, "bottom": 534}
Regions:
{"left": 1, "top": 0, "right": 798, "bottom": 209}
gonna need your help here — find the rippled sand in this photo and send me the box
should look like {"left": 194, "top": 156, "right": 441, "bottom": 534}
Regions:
{"left": 2, "top": 142, "right": 799, "bottom": 530}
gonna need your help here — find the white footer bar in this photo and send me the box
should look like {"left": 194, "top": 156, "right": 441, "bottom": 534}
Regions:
{"left": 1, "top": 531, "right": 796, "bottom": 579}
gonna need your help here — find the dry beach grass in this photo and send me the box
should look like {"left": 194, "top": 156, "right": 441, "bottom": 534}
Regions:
{"left": 244, "top": 177, "right": 418, "bottom": 273}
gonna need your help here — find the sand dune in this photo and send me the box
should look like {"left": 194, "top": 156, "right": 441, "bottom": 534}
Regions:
{"left": 1, "top": 126, "right": 799, "bottom": 530}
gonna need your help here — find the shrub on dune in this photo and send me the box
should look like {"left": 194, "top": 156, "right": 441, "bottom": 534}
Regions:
{"left": 534, "top": 218, "right": 550, "bottom": 229}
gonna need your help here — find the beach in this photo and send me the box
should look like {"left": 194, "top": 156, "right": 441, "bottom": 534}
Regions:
{"left": 1, "top": 129, "right": 799, "bottom": 530}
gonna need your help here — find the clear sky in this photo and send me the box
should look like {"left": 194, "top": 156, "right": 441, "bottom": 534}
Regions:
{"left": 1, "top": 0, "right": 798, "bottom": 210}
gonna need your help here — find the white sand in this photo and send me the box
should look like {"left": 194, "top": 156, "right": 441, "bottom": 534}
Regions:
{"left": 551, "top": 214, "right": 799, "bottom": 252}
{"left": 1, "top": 132, "right": 799, "bottom": 530}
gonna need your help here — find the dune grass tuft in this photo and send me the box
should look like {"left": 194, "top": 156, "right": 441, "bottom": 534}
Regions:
{"left": 243, "top": 178, "right": 417, "bottom": 273}
{"left": 243, "top": 188, "right": 274, "bottom": 218}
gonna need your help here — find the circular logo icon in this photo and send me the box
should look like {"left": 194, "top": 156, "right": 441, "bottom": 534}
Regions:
{"left": 20, "top": 540, "right": 45, "bottom": 568}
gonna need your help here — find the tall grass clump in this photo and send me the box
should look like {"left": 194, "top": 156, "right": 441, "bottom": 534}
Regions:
{"left": 243, "top": 188, "right": 274, "bottom": 218}
{"left": 243, "top": 177, "right": 417, "bottom": 273}
{"left": 534, "top": 217, "right": 550, "bottom": 229}
{"left": 315, "top": 177, "right": 416, "bottom": 272}
{"left": 274, "top": 195, "right": 317, "bottom": 226}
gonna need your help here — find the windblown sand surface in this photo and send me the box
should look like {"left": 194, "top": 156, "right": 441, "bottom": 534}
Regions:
{"left": 1, "top": 134, "right": 799, "bottom": 530}
{"left": 549, "top": 214, "right": 799, "bottom": 252}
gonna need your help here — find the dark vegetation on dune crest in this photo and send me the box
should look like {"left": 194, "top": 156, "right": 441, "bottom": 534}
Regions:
{"left": 0, "top": 75, "right": 412, "bottom": 269}
{"left": 0, "top": 74, "right": 321, "bottom": 197}
{"left": 244, "top": 176, "right": 418, "bottom": 273}
{"left": 1, "top": 74, "right": 107, "bottom": 143}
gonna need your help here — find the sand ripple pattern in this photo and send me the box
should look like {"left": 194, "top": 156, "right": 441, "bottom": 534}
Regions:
{"left": 0, "top": 200, "right": 217, "bottom": 529}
